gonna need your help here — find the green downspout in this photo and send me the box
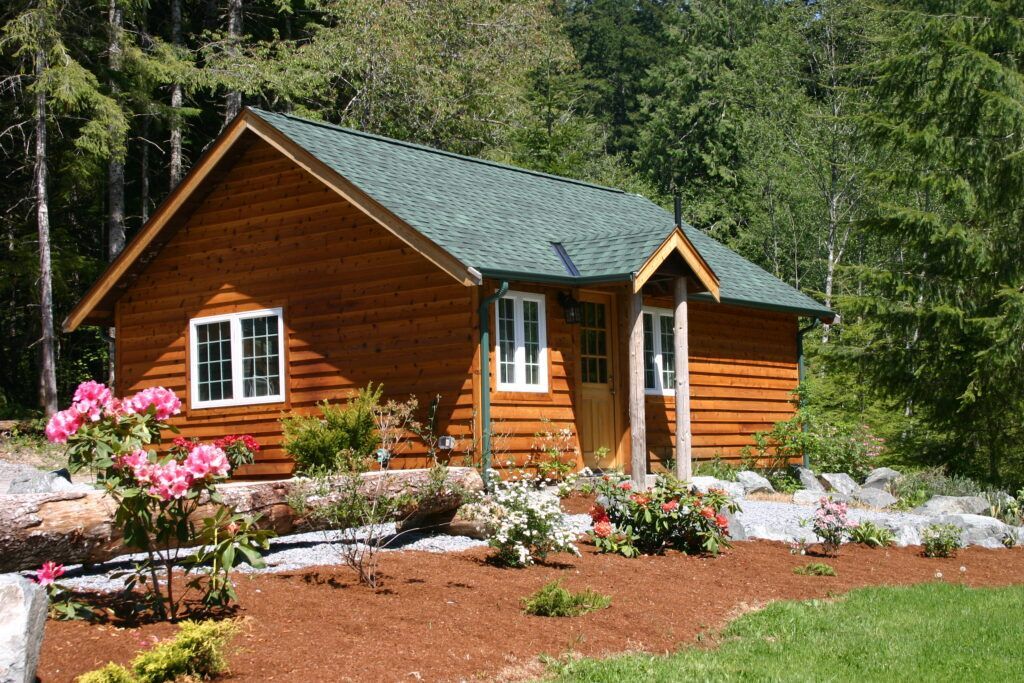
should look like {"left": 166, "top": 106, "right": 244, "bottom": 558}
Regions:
{"left": 479, "top": 280, "right": 509, "bottom": 490}
{"left": 796, "top": 319, "right": 821, "bottom": 469}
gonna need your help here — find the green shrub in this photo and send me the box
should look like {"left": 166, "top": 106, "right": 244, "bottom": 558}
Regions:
{"left": 694, "top": 456, "right": 739, "bottom": 481}
{"left": 793, "top": 562, "right": 836, "bottom": 577}
{"left": 77, "top": 664, "right": 135, "bottom": 683}
{"left": 76, "top": 620, "right": 240, "bottom": 683}
{"left": 922, "top": 524, "right": 963, "bottom": 558}
{"left": 849, "top": 520, "right": 895, "bottom": 548}
{"left": 522, "top": 580, "right": 611, "bottom": 617}
{"left": 281, "top": 384, "right": 382, "bottom": 474}
{"left": 890, "top": 467, "right": 998, "bottom": 510}
{"left": 132, "top": 619, "right": 240, "bottom": 683}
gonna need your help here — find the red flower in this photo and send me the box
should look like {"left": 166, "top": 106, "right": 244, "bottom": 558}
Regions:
{"left": 35, "top": 561, "right": 65, "bottom": 586}
{"left": 594, "top": 521, "right": 613, "bottom": 538}
{"left": 589, "top": 505, "right": 610, "bottom": 524}
{"left": 700, "top": 506, "right": 715, "bottom": 520}
{"left": 618, "top": 481, "right": 632, "bottom": 491}
{"left": 171, "top": 436, "right": 197, "bottom": 452}
{"left": 630, "top": 493, "right": 650, "bottom": 506}
{"left": 661, "top": 500, "right": 679, "bottom": 513}
{"left": 715, "top": 514, "right": 729, "bottom": 530}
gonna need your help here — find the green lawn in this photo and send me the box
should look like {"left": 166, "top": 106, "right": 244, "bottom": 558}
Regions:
{"left": 548, "top": 583, "right": 1024, "bottom": 682}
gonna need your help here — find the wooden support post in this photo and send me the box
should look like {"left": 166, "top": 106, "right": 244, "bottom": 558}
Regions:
{"left": 674, "top": 276, "right": 692, "bottom": 481}
{"left": 628, "top": 287, "right": 647, "bottom": 489}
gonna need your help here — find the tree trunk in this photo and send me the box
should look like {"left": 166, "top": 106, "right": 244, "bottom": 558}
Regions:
{"left": 224, "top": 0, "right": 243, "bottom": 123}
{"left": 34, "top": 51, "right": 58, "bottom": 417}
{"left": 169, "top": 0, "right": 184, "bottom": 186}
{"left": 107, "top": 0, "right": 125, "bottom": 386}
{"left": 0, "top": 467, "right": 483, "bottom": 572}
{"left": 140, "top": 116, "right": 150, "bottom": 223}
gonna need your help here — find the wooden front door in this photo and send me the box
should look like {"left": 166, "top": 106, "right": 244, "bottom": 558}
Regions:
{"left": 577, "top": 293, "right": 618, "bottom": 470}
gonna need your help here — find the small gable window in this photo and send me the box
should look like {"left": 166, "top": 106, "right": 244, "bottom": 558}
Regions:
{"left": 643, "top": 307, "right": 675, "bottom": 396}
{"left": 495, "top": 291, "right": 548, "bottom": 392}
{"left": 189, "top": 308, "right": 286, "bottom": 409}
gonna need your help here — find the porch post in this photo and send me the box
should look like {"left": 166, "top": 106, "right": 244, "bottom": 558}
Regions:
{"left": 674, "top": 276, "right": 692, "bottom": 480}
{"left": 628, "top": 287, "right": 648, "bottom": 489}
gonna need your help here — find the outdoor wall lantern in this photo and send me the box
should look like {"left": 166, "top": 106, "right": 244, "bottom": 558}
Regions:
{"left": 558, "top": 291, "right": 582, "bottom": 325}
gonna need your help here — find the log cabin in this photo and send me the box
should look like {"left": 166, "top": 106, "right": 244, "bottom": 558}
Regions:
{"left": 64, "top": 108, "right": 834, "bottom": 485}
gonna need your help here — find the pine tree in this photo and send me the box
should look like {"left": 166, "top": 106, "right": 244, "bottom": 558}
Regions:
{"left": 855, "top": 0, "right": 1024, "bottom": 481}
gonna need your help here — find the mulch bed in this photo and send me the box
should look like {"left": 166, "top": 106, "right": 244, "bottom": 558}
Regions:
{"left": 39, "top": 499, "right": 1024, "bottom": 683}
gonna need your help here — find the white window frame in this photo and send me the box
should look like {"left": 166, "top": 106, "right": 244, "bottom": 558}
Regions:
{"left": 643, "top": 306, "right": 675, "bottom": 397}
{"left": 494, "top": 291, "right": 549, "bottom": 393}
{"left": 189, "top": 307, "right": 286, "bottom": 409}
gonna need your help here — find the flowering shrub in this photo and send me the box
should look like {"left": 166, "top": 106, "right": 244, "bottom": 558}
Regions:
{"left": 589, "top": 475, "right": 739, "bottom": 557}
{"left": 810, "top": 497, "right": 855, "bottom": 555}
{"left": 172, "top": 434, "right": 260, "bottom": 470}
{"left": 45, "top": 382, "right": 273, "bottom": 620}
{"left": 462, "top": 476, "right": 580, "bottom": 567}
{"left": 923, "top": 523, "right": 963, "bottom": 558}
{"left": 31, "top": 561, "right": 91, "bottom": 620}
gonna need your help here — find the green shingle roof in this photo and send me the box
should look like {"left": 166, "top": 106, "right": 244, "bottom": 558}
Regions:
{"left": 252, "top": 109, "right": 832, "bottom": 318}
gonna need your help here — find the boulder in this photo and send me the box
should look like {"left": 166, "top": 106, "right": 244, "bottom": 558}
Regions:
{"left": 0, "top": 574, "right": 47, "bottom": 683}
{"left": 912, "top": 495, "right": 990, "bottom": 517}
{"left": 736, "top": 471, "right": 774, "bottom": 495}
{"left": 795, "top": 467, "right": 825, "bottom": 492}
{"left": 792, "top": 489, "right": 849, "bottom": 506}
{"left": 689, "top": 476, "right": 744, "bottom": 500}
{"left": 934, "top": 514, "right": 1011, "bottom": 549}
{"left": 862, "top": 467, "right": 902, "bottom": 490}
{"left": 852, "top": 487, "right": 898, "bottom": 509}
{"left": 6, "top": 468, "right": 91, "bottom": 495}
{"left": 819, "top": 473, "right": 861, "bottom": 497}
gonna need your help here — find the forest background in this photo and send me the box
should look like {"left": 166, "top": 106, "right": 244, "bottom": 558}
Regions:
{"left": 3, "top": 0, "right": 1023, "bottom": 486}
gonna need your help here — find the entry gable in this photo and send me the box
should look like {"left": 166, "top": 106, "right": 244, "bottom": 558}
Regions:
{"left": 633, "top": 227, "right": 720, "bottom": 300}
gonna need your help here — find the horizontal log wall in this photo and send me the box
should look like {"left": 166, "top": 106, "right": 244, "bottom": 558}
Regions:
{"left": 643, "top": 293, "right": 799, "bottom": 469}
{"left": 115, "top": 139, "right": 476, "bottom": 477}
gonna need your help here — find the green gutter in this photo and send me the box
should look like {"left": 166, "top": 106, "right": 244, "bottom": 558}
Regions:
{"left": 479, "top": 280, "right": 509, "bottom": 489}
{"left": 476, "top": 268, "right": 633, "bottom": 286}
{"left": 796, "top": 318, "right": 821, "bottom": 469}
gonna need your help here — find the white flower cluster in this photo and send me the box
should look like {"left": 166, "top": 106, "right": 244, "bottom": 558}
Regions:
{"left": 463, "top": 477, "right": 581, "bottom": 567}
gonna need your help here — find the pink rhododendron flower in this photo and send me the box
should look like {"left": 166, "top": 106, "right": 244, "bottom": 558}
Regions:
{"left": 129, "top": 387, "right": 182, "bottom": 421}
{"left": 183, "top": 444, "right": 230, "bottom": 480}
{"left": 71, "top": 381, "right": 113, "bottom": 422}
{"left": 661, "top": 500, "right": 679, "bottom": 513}
{"left": 148, "top": 461, "right": 193, "bottom": 501}
{"left": 618, "top": 481, "right": 632, "bottom": 491}
{"left": 117, "top": 449, "right": 156, "bottom": 483}
{"left": 103, "top": 397, "right": 135, "bottom": 418}
{"left": 35, "top": 561, "right": 65, "bottom": 586}
{"left": 44, "top": 409, "right": 84, "bottom": 443}
{"left": 593, "top": 520, "right": 613, "bottom": 538}
{"left": 225, "top": 522, "right": 240, "bottom": 536}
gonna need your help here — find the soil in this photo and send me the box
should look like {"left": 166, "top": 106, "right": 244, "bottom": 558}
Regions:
{"left": 38, "top": 501, "right": 1024, "bottom": 683}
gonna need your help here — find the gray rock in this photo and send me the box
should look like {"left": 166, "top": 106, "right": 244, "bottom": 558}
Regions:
{"left": 933, "top": 514, "right": 1011, "bottom": 549}
{"left": 0, "top": 574, "right": 47, "bottom": 683}
{"left": 853, "top": 487, "right": 898, "bottom": 509}
{"left": 819, "top": 473, "right": 861, "bottom": 497}
{"left": 796, "top": 467, "right": 825, "bottom": 492}
{"left": 6, "top": 470, "right": 59, "bottom": 495}
{"left": 721, "top": 509, "right": 747, "bottom": 541}
{"left": 913, "top": 495, "right": 990, "bottom": 517}
{"left": 736, "top": 471, "right": 775, "bottom": 495}
{"left": 793, "top": 489, "right": 850, "bottom": 506}
{"left": 863, "top": 467, "right": 902, "bottom": 490}
{"left": 689, "top": 476, "right": 744, "bottom": 500}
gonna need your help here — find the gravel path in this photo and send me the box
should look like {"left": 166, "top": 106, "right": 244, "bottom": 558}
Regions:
{"left": 56, "top": 513, "right": 595, "bottom": 593}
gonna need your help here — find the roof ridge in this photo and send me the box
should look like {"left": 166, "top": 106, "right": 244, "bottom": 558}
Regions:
{"left": 249, "top": 108, "right": 627, "bottom": 195}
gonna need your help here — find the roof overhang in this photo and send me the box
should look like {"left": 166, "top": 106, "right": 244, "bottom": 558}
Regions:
{"left": 63, "top": 108, "right": 480, "bottom": 332}
{"left": 632, "top": 227, "right": 720, "bottom": 300}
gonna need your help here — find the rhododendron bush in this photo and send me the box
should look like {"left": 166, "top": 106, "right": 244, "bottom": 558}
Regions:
{"left": 588, "top": 475, "right": 739, "bottom": 557}
{"left": 45, "top": 381, "right": 272, "bottom": 620}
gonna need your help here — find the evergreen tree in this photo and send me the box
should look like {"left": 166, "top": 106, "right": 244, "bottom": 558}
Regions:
{"left": 853, "top": 0, "right": 1024, "bottom": 482}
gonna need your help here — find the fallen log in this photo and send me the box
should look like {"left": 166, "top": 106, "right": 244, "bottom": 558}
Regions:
{"left": 0, "top": 467, "right": 482, "bottom": 572}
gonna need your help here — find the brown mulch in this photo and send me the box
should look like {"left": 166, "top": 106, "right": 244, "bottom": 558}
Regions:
{"left": 39, "top": 527, "right": 1024, "bottom": 682}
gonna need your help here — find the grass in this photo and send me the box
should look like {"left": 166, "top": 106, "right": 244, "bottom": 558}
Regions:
{"left": 547, "top": 583, "right": 1024, "bottom": 682}
{"left": 522, "top": 581, "right": 611, "bottom": 618}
